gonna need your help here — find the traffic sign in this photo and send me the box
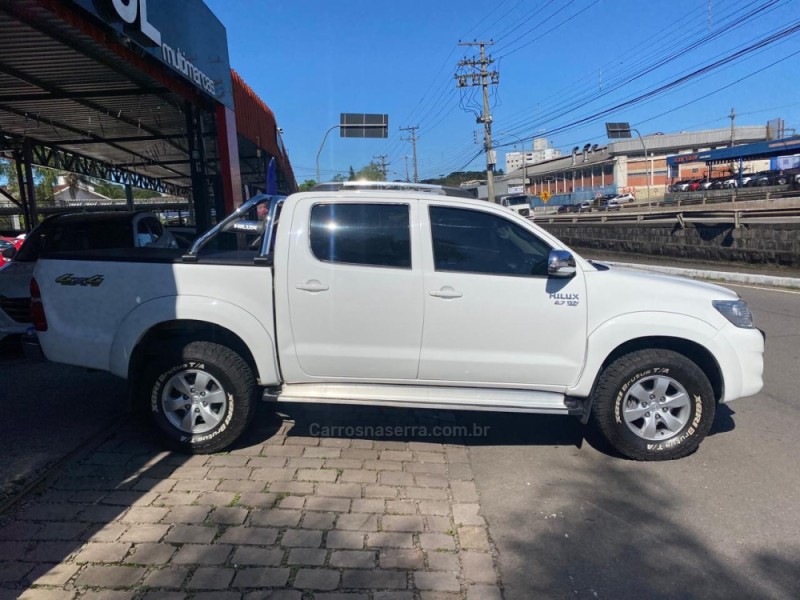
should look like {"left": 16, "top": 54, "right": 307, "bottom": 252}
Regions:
{"left": 540, "top": 191, "right": 551, "bottom": 202}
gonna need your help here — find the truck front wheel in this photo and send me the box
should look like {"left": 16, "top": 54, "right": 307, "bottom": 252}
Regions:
{"left": 590, "top": 349, "right": 716, "bottom": 461}
{"left": 141, "top": 340, "right": 258, "bottom": 454}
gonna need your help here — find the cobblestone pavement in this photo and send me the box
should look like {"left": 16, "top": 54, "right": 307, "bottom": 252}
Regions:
{"left": 0, "top": 404, "right": 504, "bottom": 600}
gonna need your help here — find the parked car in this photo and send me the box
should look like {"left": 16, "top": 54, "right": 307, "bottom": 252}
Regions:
{"left": 741, "top": 173, "right": 757, "bottom": 187}
{"left": 29, "top": 189, "right": 765, "bottom": 461}
{"left": 719, "top": 176, "right": 739, "bottom": 189}
{"left": 670, "top": 180, "right": 691, "bottom": 192}
{"left": 0, "top": 211, "right": 177, "bottom": 342}
{"left": 687, "top": 179, "right": 704, "bottom": 192}
{"left": 0, "top": 239, "right": 15, "bottom": 268}
{"left": 613, "top": 192, "right": 635, "bottom": 203}
{"left": 767, "top": 171, "right": 789, "bottom": 185}
{"left": 578, "top": 201, "right": 593, "bottom": 212}
{"left": 556, "top": 205, "right": 571, "bottom": 214}
{"left": 597, "top": 199, "right": 623, "bottom": 212}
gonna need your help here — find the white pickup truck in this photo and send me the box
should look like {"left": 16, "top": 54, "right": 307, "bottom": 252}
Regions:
{"left": 29, "top": 190, "right": 764, "bottom": 460}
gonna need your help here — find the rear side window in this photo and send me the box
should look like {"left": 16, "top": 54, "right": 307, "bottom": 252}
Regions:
{"left": 310, "top": 203, "right": 411, "bottom": 268}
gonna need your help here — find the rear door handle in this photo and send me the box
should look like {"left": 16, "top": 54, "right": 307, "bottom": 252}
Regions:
{"left": 296, "top": 280, "right": 329, "bottom": 293}
{"left": 429, "top": 286, "right": 463, "bottom": 299}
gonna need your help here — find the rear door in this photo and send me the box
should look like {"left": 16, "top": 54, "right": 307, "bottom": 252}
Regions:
{"left": 282, "top": 197, "right": 424, "bottom": 380}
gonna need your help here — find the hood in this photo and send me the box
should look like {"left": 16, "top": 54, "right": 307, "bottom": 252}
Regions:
{"left": 597, "top": 264, "right": 738, "bottom": 301}
{"left": 584, "top": 262, "right": 739, "bottom": 331}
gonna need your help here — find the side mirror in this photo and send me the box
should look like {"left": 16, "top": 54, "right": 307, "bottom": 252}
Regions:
{"left": 548, "top": 249, "right": 576, "bottom": 278}
{"left": 2, "top": 246, "right": 17, "bottom": 260}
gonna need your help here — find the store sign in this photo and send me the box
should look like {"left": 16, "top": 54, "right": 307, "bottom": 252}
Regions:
{"left": 774, "top": 155, "right": 800, "bottom": 170}
{"left": 71, "top": 0, "right": 233, "bottom": 108}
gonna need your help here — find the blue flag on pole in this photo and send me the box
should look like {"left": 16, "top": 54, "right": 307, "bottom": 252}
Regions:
{"left": 266, "top": 157, "right": 277, "bottom": 194}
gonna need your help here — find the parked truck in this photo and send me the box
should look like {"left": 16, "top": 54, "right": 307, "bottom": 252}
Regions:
{"left": 27, "top": 189, "right": 764, "bottom": 460}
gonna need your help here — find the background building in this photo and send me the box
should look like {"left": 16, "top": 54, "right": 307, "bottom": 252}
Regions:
{"left": 476, "top": 125, "right": 773, "bottom": 204}
{"left": 505, "top": 137, "right": 562, "bottom": 172}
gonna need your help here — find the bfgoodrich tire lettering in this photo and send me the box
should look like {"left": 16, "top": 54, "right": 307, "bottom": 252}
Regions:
{"left": 590, "top": 349, "right": 716, "bottom": 461}
{"left": 142, "top": 341, "right": 258, "bottom": 454}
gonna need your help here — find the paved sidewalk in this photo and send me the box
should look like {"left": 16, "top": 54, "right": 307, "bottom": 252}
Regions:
{"left": 0, "top": 404, "right": 503, "bottom": 600}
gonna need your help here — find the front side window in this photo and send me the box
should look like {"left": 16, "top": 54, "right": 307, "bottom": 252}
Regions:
{"left": 310, "top": 203, "right": 411, "bottom": 268}
{"left": 429, "top": 206, "right": 551, "bottom": 276}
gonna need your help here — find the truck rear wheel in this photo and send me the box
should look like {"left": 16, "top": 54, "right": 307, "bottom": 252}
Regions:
{"left": 141, "top": 340, "right": 258, "bottom": 454}
{"left": 590, "top": 349, "right": 716, "bottom": 461}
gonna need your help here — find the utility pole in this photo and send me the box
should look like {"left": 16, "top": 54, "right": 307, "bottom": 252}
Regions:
{"left": 456, "top": 41, "right": 499, "bottom": 203}
{"left": 373, "top": 154, "right": 389, "bottom": 180}
{"left": 400, "top": 126, "right": 420, "bottom": 183}
{"left": 403, "top": 155, "right": 410, "bottom": 182}
{"left": 729, "top": 107, "right": 736, "bottom": 146}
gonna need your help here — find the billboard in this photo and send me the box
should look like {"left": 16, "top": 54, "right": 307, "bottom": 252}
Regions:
{"left": 71, "top": 0, "right": 233, "bottom": 108}
{"left": 340, "top": 113, "right": 389, "bottom": 138}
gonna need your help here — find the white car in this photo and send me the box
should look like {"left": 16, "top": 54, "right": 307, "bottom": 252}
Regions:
{"left": 613, "top": 192, "right": 636, "bottom": 203}
{"left": 29, "top": 188, "right": 764, "bottom": 461}
{"left": 0, "top": 211, "right": 176, "bottom": 342}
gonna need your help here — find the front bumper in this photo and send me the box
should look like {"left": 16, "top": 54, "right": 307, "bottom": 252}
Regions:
{"left": 715, "top": 323, "right": 765, "bottom": 402}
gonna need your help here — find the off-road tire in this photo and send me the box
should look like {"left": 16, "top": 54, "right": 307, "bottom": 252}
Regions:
{"left": 141, "top": 340, "right": 258, "bottom": 454}
{"left": 591, "top": 349, "right": 716, "bottom": 461}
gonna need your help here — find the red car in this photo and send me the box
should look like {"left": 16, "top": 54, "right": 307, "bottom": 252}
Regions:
{"left": 0, "top": 236, "right": 25, "bottom": 268}
{"left": 687, "top": 179, "right": 704, "bottom": 192}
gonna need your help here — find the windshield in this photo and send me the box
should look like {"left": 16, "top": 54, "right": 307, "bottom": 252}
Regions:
{"left": 505, "top": 196, "right": 529, "bottom": 206}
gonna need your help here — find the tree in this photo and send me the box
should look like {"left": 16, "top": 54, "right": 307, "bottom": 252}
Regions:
{"left": 354, "top": 161, "right": 384, "bottom": 181}
{"left": 347, "top": 166, "right": 356, "bottom": 181}
{"left": 421, "top": 170, "right": 487, "bottom": 187}
{"left": 298, "top": 179, "right": 317, "bottom": 192}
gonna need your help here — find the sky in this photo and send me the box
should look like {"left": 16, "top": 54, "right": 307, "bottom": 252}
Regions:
{"left": 205, "top": 0, "right": 800, "bottom": 183}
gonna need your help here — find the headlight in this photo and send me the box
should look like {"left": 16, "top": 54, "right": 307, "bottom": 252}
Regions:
{"left": 712, "top": 299, "right": 754, "bottom": 329}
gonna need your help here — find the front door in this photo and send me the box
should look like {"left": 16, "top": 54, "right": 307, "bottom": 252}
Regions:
{"left": 285, "top": 197, "right": 424, "bottom": 380}
{"left": 418, "top": 204, "right": 587, "bottom": 387}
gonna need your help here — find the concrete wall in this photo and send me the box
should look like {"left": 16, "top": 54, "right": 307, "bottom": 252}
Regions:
{"left": 539, "top": 221, "right": 800, "bottom": 267}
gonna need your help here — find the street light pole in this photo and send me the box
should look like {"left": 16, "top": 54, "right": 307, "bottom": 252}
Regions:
{"left": 499, "top": 132, "right": 528, "bottom": 197}
{"left": 605, "top": 122, "right": 652, "bottom": 211}
{"left": 315, "top": 123, "right": 388, "bottom": 183}
{"left": 630, "top": 127, "right": 651, "bottom": 210}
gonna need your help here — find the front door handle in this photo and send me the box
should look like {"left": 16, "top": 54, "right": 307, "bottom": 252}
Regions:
{"left": 429, "top": 286, "right": 463, "bottom": 299}
{"left": 296, "top": 280, "right": 329, "bottom": 293}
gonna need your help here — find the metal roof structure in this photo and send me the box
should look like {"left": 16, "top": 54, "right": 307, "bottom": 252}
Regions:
{"left": 0, "top": 0, "right": 202, "bottom": 196}
{"left": 667, "top": 136, "right": 800, "bottom": 168}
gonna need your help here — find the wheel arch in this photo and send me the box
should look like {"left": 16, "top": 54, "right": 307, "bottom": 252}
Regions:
{"left": 572, "top": 334, "right": 724, "bottom": 425}
{"left": 129, "top": 319, "right": 260, "bottom": 385}
{"left": 596, "top": 336, "right": 723, "bottom": 403}
{"left": 109, "top": 295, "right": 280, "bottom": 386}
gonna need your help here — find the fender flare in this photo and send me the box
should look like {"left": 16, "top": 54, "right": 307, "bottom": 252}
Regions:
{"left": 568, "top": 311, "right": 723, "bottom": 399}
{"left": 108, "top": 295, "right": 280, "bottom": 385}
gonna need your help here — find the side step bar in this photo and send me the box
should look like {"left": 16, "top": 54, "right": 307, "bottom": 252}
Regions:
{"left": 265, "top": 383, "right": 572, "bottom": 414}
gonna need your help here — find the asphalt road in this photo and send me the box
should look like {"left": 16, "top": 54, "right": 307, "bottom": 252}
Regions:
{"left": 1, "top": 281, "right": 798, "bottom": 600}
{"left": 469, "top": 285, "right": 800, "bottom": 600}
{"left": 0, "top": 337, "right": 127, "bottom": 507}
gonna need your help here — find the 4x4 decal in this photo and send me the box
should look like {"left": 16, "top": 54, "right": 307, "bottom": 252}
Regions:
{"left": 55, "top": 274, "right": 104, "bottom": 287}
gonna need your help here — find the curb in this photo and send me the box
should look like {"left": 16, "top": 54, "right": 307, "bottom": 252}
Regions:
{"left": 605, "top": 261, "right": 800, "bottom": 290}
